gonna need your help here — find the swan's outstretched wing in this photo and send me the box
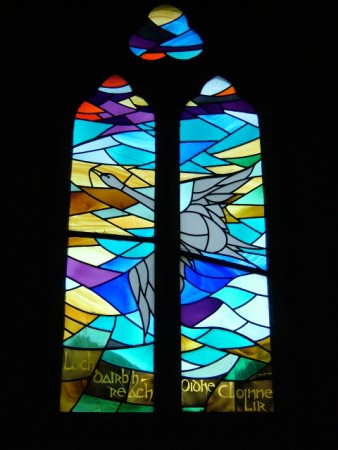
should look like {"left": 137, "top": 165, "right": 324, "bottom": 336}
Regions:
{"left": 128, "top": 253, "right": 155, "bottom": 338}
{"left": 190, "top": 167, "right": 253, "bottom": 204}
{"left": 180, "top": 167, "right": 257, "bottom": 259}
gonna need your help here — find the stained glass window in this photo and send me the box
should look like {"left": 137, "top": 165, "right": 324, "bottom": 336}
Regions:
{"left": 129, "top": 4, "right": 203, "bottom": 60}
{"left": 60, "top": 4, "right": 273, "bottom": 414}
{"left": 180, "top": 76, "right": 273, "bottom": 412}
{"left": 60, "top": 75, "right": 156, "bottom": 412}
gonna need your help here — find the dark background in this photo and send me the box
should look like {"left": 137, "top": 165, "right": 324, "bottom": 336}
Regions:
{"left": 2, "top": 1, "right": 336, "bottom": 449}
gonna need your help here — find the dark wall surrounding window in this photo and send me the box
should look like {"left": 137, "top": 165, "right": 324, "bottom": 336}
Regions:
{"left": 2, "top": 1, "right": 336, "bottom": 448}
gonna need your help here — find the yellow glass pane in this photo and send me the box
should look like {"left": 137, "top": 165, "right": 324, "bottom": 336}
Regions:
{"left": 148, "top": 5, "right": 182, "bottom": 25}
{"left": 206, "top": 164, "right": 244, "bottom": 176}
{"left": 215, "top": 139, "right": 261, "bottom": 158}
{"left": 66, "top": 285, "right": 120, "bottom": 315}
{"left": 229, "top": 341, "right": 271, "bottom": 363}
{"left": 181, "top": 335, "right": 203, "bottom": 352}
{"left": 68, "top": 236, "right": 98, "bottom": 247}
{"left": 109, "top": 215, "right": 153, "bottom": 229}
{"left": 68, "top": 245, "right": 116, "bottom": 266}
{"left": 65, "top": 303, "right": 97, "bottom": 325}
{"left": 234, "top": 176, "right": 262, "bottom": 194}
{"left": 64, "top": 316, "right": 85, "bottom": 334}
{"left": 130, "top": 168, "right": 155, "bottom": 185}
{"left": 60, "top": 380, "right": 87, "bottom": 412}
{"left": 226, "top": 205, "right": 265, "bottom": 219}
{"left": 69, "top": 213, "right": 133, "bottom": 236}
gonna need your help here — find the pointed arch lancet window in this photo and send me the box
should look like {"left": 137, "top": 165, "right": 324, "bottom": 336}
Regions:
{"left": 180, "top": 76, "right": 273, "bottom": 412}
{"left": 60, "top": 75, "right": 156, "bottom": 413}
{"left": 60, "top": 4, "right": 274, "bottom": 414}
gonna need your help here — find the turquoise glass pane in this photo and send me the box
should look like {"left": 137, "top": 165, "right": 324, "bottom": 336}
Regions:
{"left": 73, "top": 120, "right": 112, "bottom": 145}
{"left": 198, "top": 329, "right": 253, "bottom": 348}
{"left": 183, "top": 345, "right": 226, "bottom": 365}
{"left": 102, "top": 345, "right": 154, "bottom": 372}
{"left": 91, "top": 316, "right": 116, "bottom": 331}
{"left": 113, "top": 316, "right": 145, "bottom": 345}
{"left": 181, "top": 118, "right": 226, "bottom": 141}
